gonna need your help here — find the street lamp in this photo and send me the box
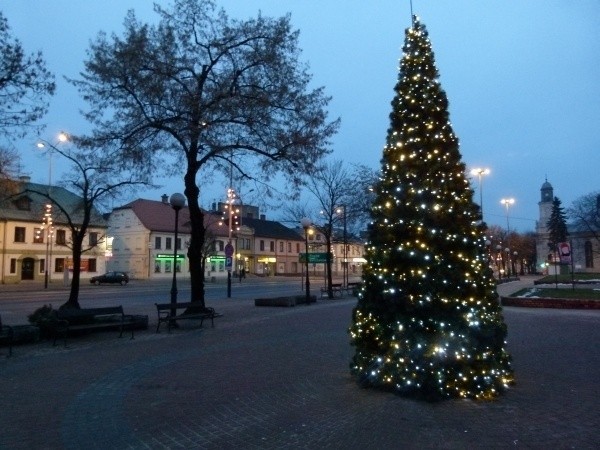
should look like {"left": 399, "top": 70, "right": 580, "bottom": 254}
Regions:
{"left": 169, "top": 193, "right": 186, "bottom": 315}
{"left": 336, "top": 205, "right": 348, "bottom": 287}
{"left": 36, "top": 132, "right": 68, "bottom": 287}
{"left": 500, "top": 198, "right": 515, "bottom": 233}
{"left": 471, "top": 168, "right": 490, "bottom": 221}
{"left": 300, "top": 217, "right": 312, "bottom": 305}
{"left": 42, "top": 204, "right": 53, "bottom": 288}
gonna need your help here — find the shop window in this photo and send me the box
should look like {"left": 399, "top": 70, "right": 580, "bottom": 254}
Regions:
{"left": 55, "top": 258, "right": 65, "bottom": 273}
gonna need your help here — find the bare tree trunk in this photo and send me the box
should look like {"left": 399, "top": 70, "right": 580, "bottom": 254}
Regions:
{"left": 62, "top": 232, "right": 82, "bottom": 309}
{"left": 184, "top": 170, "right": 206, "bottom": 310}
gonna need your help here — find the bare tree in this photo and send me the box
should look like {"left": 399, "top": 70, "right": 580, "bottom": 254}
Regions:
{"left": 71, "top": 0, "right": 338, "bottom": 309}
{"left": 305, "top": 160, "right": 355, "bottom": 297}
{"left": 0, "top": 11, "right": 55, "bottom": 187}
{"left": 568, "top": 191, "right": 600, "bottom": 250}
{"left": 26, "top": 137, "right": 150, "bottom": 309}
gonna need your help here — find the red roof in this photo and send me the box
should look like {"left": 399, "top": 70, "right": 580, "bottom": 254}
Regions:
{"left": 116, "top": 199, "right": 221, "bottom": 234}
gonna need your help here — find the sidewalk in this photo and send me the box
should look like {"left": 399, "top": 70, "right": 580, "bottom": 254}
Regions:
{"left": 1, "top": 289, "right": 599, "bottom": 449}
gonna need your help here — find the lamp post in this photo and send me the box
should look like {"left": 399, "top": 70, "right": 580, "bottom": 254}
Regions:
{"left": 471, "top": 168, "right": 490, "bottom": 220}
{"left": 300, "top": 217, "right": 312, "bottom": 305}
{"left": 36, "top": 133, "right": 68, "bottom": 287}
{"left": 169, "top": 193, "right": 186, "bottom": 315}
{"left": 43, "top": 203, "right": 53, "bottom": 288}
{"left": 336, "top": 205, "right": 348, "bottom": 287}
{"left": 500, "top": 198, "right": 515, "bottom": 278}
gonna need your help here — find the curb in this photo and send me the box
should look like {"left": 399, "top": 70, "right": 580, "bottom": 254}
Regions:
{"left": 501, "top": 296, "right": 600, "bottom": 310}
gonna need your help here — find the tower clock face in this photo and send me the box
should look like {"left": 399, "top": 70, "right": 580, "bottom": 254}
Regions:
{"left": 544, "top": 191, "right": 552, "bottom": 201}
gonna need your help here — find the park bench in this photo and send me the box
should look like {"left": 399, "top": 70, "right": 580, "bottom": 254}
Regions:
{"left": 52, "top": 306, "right": 136, "bottom": 346}
{"left": 320, "top": 283, "right": 343, "bottom": 298}
{"left": 155, "top": 302, "right": 216, "bottom": 333}
{"left": 0, "top": 314, "right": 14, "bottom": 357}
{"left": 345, "top": 282, "right": 361, "bottom": 296}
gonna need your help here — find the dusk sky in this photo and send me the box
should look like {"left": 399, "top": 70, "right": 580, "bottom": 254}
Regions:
{"left": 3, "top": 1, "right": 599, "bottom": 232}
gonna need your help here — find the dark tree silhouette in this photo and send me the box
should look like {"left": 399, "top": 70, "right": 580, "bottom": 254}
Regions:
{"left": 71, "top": 0, "right": 338, "bottom": 308}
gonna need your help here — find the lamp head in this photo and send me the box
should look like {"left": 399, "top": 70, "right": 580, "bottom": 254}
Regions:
{"left": 169, "top": 193, "right": 186, "bottom": 210}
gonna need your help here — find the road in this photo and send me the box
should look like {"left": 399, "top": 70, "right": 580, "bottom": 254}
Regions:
{"left": 0, "top": 276, "right": 330, "bottom": 326}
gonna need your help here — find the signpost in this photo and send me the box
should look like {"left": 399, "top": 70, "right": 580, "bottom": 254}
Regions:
{"left": 299, "top": 252, "right": 329, "bottom": 264}
{"left": 225, "top": 242, "right": 234, "bottom": 297}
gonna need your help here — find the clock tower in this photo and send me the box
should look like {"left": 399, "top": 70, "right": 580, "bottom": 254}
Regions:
{"left": 536, "top": 179, "right": 554, "bottom": 267}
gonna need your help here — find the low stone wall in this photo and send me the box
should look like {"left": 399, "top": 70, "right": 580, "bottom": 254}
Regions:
{"left": 501, "top": 296, "right": 600, "bottom": 309}
{"left": 255, "top": 295, "right": 317, "bottom": 307}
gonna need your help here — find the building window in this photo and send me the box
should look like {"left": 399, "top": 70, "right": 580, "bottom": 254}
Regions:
{"left": 246, "top": 239, "right": 251, "bottom": 250}
{"left": 14, "top": 227, "right": 25, "bottom": 243}
{"left": 89, "top": 232, "right": 98, "bottom": 246}
{"left": 88, "top": 258, "right": 97, "bottom": 272}
{"left": 56, "top": 229, "right": 66, "bottom": 245}
{"left": 176, "top": 238, "right": 182, "bottom": 250}
{"left": 279, "top": 242, "right": 284, "bottom": 252}
{"left": 33, "top": 228, "right": 44, "bottom": 244}
{"left": 154, "top": 260, "right": 162, "bottom": 273}
{"left": 296, "top": 243, "right": 300, "bottom": 253}
{"left": 165, "top": 260, "right": 172, "bottom": 273}
{"left": 270, "top": 241, "right": 275, "bottom": 252}
{"left": 260, "top": 240, "right": 265, "bottom": 251}
{"left": 166, "top": 237, "right": 172, "bottom": 250}
{"left": 585, "top": 241, "right": 594, "bottom": 268}
{"left": 40, "top": 259, "right": 46, "bottom": 273}
{"left": 55, "top": 258, "right": 65, "bottom": 273}
{"left": 287, "top": 242, "right": 291, "bottom": 252}
{"left": 10, "top": 258, "right": 16, "bottom": 274}
{"left": 155, "top": 237, "right": 162, "bottom": 249}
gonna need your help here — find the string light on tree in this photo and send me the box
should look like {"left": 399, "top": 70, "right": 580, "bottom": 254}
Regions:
{"left": 349, "top": 16, "right": 513, "bottom": 401}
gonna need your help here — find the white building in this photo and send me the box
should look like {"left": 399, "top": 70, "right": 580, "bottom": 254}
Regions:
{"left": 536, "top": 179, "right": 599, "bottom": 273}
{"left": 0, "top": 178, "right": 108, "bottom": 284}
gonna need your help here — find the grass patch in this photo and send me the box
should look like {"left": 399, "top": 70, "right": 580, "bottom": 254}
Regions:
{"left": 536, "top": 273, "right": 600, "bottom": 284}
{"left": 510, "top": 287, "right": 600, "bottom": 300}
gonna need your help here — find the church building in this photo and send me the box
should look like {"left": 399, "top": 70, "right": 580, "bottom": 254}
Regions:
{"left": 536, "top": 180, "right": 598, "bottom": 273}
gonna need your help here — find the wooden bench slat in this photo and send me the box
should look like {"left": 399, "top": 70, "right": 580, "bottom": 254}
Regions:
{"left": 53, "top": 306, "right": 135, "bottom": 346}
{"left": 155, "top": 303, "right": 216, "bottom": 333}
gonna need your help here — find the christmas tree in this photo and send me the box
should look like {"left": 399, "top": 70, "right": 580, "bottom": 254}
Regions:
{"left": 349, "top": 17, "right": 514, "bottom": 400}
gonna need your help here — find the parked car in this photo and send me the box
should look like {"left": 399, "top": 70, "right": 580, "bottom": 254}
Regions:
{"left": 89, "top": 271, "right": 129, "bottom": 285}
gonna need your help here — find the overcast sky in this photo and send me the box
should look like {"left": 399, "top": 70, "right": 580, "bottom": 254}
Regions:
{"left": 3, "top": 0, "right": 599, "bottom": 231}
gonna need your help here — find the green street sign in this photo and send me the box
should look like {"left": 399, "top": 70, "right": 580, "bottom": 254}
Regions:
{"left": 299, "top": 252, "right": 329, "bottom": 263}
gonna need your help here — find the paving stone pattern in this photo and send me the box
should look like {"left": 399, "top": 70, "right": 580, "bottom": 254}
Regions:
{"left": 1, "top": 295, "right": 599, "bottom": 449}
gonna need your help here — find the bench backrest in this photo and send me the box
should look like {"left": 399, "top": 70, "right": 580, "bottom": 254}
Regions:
{"left": 57, "top": 306, "right": 124, "bottom": 319}
{"left": 155, "top": 302, "right": 195, "bottom": 311}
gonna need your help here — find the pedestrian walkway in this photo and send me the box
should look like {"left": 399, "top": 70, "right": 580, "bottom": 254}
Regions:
{"left": 1, "top": 285, "right": 598, "bottom": 449}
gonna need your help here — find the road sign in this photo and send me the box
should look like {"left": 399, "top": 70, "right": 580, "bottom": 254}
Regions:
{"left": 224, "top": 243, "right": 234, "bottom": 257}
{"left": 225, "top": 256, "right": 233, "bottom": 270}
{"left": 299, "top": 252, "right": 329, "bottom": 264}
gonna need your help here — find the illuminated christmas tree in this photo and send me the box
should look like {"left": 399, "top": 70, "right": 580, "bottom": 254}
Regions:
{"left": 349, "top": 17, "right": 514, "bottom": 400}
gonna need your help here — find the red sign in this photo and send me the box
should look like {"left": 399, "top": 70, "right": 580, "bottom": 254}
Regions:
{"left": 558, "top": 242, "right": 571, "bottom": 264}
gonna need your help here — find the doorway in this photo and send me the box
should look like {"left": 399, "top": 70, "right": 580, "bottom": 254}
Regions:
{"left": 21, "top": 257, "right": 35, "bottom": 280}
